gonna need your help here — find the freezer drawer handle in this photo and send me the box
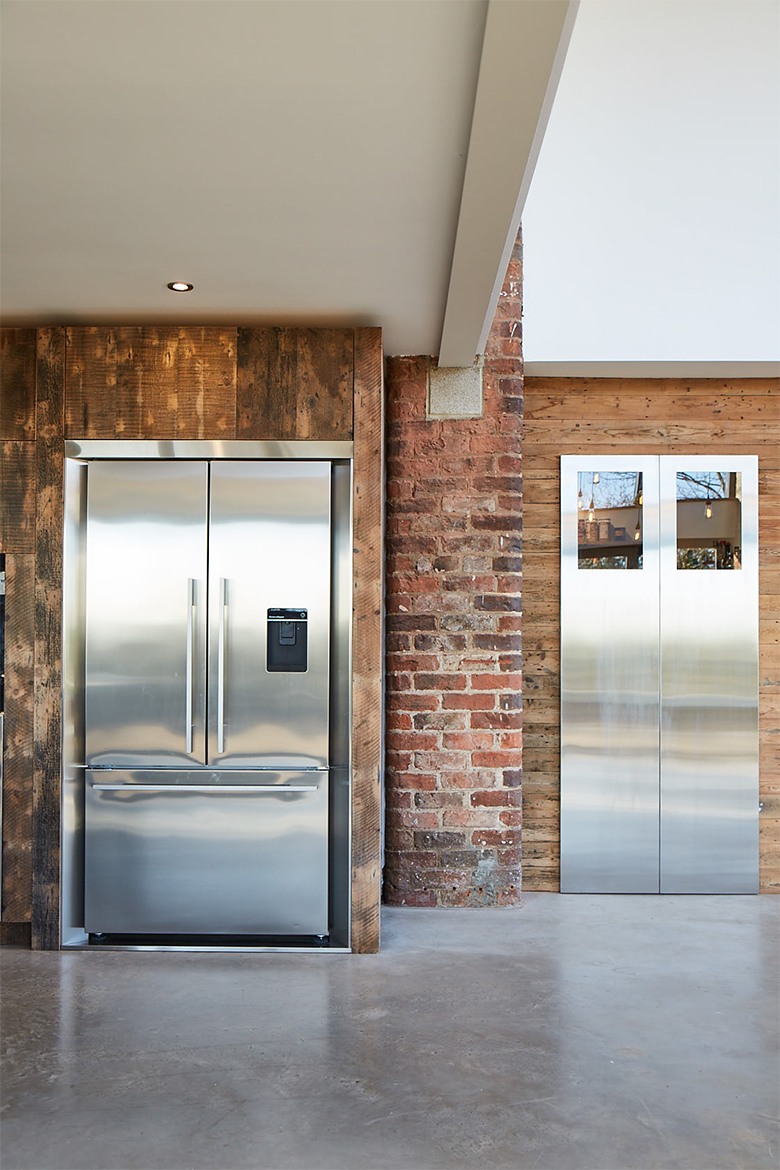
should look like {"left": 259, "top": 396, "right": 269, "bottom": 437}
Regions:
{"left": 217, "top": 577, "right": 228, "bottom": 754}
{"left": 90, "top": 784, "right": 319, "bottom": 792}
{"left": 185, "top": 578, "right": 195, "bottom": 754}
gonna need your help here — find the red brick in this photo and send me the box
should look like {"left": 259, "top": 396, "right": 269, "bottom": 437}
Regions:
{"left": 392, "top": 772, "right": 438, "bottom": 791}
{"left": 471, "top": 829, "right": 521, "bottom": 847}
{"left": 386, "top": 731, "right": 438, "bottom": 752}
{"left": 413, "top": 750, "right": 468, "bottom": 772}
{"left": 414, "top": 673, "right": 466, "bottom": 691}
{"left": 471, "top": 673, "right": 523, "bottom": 690}
{"left": 471, "top": 750, "right": 522, "bottom": 768}
{"left": 442, "top": 731, "right": 494, "bottom": 751}
{"left": 471, "top": 711, "right": 523, "bottom": 730}
{"left": 387, "top": 693, "right": 440, "bottom": 712}
{"left": 414, "top": 791, "right": 466, "bottom": 809}
{"left": 442, "top": 693, "right": 496, "bottom": 710}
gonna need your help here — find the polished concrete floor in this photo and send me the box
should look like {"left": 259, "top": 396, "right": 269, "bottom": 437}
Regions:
{"left": 1, "top": 895, "right": 778, "bottom": 1170}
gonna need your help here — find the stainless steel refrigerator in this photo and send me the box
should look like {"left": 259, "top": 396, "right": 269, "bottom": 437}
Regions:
{"left": 83, "top": 460, "right": 332, "bottom": 937}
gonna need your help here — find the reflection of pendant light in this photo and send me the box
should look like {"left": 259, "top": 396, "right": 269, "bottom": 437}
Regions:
{"left": 593, "top": 472, "right": 600, "bottom": 485}
{"left": 705, "top": 499, "right": 712, "bottom": 519}
{"left": 638, "top": 490, "right": 643, "bottom": 506}
{"left": 578, "top": 489, "right": 583, "bottom": 510}
{"left": 588, "top": 498, "right": 595, "bottom": 522}
{"left": 634, "top": 520, "right": 641, "bottom": 541}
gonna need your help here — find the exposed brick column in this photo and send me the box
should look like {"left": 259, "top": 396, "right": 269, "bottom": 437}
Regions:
{"left": 384, "top": 236, "right": 523, "bottom": 906}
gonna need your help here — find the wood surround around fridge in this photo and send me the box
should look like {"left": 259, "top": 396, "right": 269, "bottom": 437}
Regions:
{"left": 0, "top": 325, "right": 384, "bottom": 951}
{"left": 521, "top": 376, "right": 780, "bottom": 894}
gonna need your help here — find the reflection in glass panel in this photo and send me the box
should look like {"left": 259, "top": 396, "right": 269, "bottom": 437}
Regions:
{"left": 577, "top": 471, "right": 643, "bottom": 569}
{"left": 676, "top": 471, "right": 742, "bottom": 569}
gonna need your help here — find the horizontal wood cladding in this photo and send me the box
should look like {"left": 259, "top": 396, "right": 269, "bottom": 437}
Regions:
{"left": 237, "top": 328, "right": 354, "bottom": 440}
{"left": 522, "top": 376, "right": 780, "bottom": 894}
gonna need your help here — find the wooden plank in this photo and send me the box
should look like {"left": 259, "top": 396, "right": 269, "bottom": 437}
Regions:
{"left": 351, "top": 327, "right": 383, "bottom": 954}
{"left": 295, "top": 329, "right": 353, "bottom": 439}
{"left": 0, "top": 328, "right": 37, "bottom": 440}
{"left": 36, "top": 327, "right": 65, "bottom": 439}
{"left": 32, "top": 434, "right": 63, "bottom": 950}
{"left": 113, "top": 327, "right": 179, "bottom": 438}
{"left": 177, "top": 327, "right": 237, "bottom": 439}
{"left": 65, "top": 327, "right": 117, "bottom": 437}
{"left": 0, "top": 442, "right": 35, "bottom": 554}
{"left": 524, "top": 377, "right": 780, "bottom": 396}
{"left": 523, "top": 419, "right": 778, "bottom": 449}
{"left": 237, "top": 328, "right": 354, "bottom": 440}
{"left": 1, "top": 553, "right": 34, "bottom": 923}
{"left": 524, "top": 392, "right": 780, "bottom": 423}
{"left": 236, "top": 328, "right": 288, "bottom": 438}
{"left": 0, "top": 922, "right": 32, "bottom": 946}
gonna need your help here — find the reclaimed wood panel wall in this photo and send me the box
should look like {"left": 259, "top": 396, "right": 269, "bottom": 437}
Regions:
{"left": 522, "top": 377, "right": 780, "bottom": 893}
{"left": 0, "top": 325, "right": 383, "bottom": 950}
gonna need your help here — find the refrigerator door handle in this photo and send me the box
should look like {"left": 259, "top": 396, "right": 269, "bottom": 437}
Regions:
{"left": 185, "top": 578, "right": 195, "bottom": 754}
{"left": 90, "top": 784, "right": 319, "bottom": 792}
{"left": 217, "top": 577, "right": 228, "bottom": 754}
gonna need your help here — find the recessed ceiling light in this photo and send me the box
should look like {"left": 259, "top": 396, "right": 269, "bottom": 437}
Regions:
{"left": 167, "top": 281, "right": 193, "bottom": 292}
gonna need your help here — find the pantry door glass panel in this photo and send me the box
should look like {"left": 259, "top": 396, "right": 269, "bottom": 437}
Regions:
{"left": 207, "top": 462, "right": 331, "bottom": 769}
{"left": 85, "top": 461, "right": 208, "bottom": 767}
{"left": 560, "top": 456, "right": 661, "bottom": 892}
{"left": 659, "top": 456, "right": 759, "bottom": 892}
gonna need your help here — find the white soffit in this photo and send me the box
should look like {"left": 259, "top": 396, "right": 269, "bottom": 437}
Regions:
{"left": 0, "top": 0, "right": 492, "bottom": 356}
{"left": 437, "top": 0, "right": 579, "bottom": 367}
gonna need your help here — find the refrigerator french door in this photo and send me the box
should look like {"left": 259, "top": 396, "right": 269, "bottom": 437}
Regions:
{"left": 560, "top": 455, "right": 759, "bottom": 894}
{"left": 83, "top": 460, "right": 331, "bottom": 936}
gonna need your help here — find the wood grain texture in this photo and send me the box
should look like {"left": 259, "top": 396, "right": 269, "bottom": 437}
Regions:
{"left": 65, "top": 326, "right": 239, "bottom": 439}
{"left": 32, "top": 434, "right": 63, "bottom": 948}
{"left": 521, "top": 376, "right": 780, "bottom": 893}
{"left": 176, "top": 327, "right": 238, "bottom": 438}
{"left": 0, "top": 328, "right": 37, "bottom": 439}
{"left": 0, "top": 442, "right": 35, "bottom": 554}
{"left": 1, "top": 554, "right": 34, "bottom": 922}
{"left": 0, "top": 922, "right": 32, "bottom": 947}
{"left": 237, "top": 328, "right": 353, "bottom": 440}
{"left": 350, "top": 328, "right": 383, "bottom": 953}
{"left": 35, "top": 327, "right": 65, "bottom": 439}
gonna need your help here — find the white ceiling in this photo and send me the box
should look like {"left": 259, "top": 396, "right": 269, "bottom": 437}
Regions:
{"left": 0, "top": 0, "right": 575, "bottom": 360}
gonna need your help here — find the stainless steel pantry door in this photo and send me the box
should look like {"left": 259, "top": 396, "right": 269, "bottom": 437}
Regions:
{"left": 659, "top": 456, "right": 759, "bottom": 893}
{"left": 207, "top": 462, "right": 331, "bottom": 770}
{"left": 560, "top": 456, "right": 661, "bottom": 892}
{"left": 85, "top": 461, "right": 208, "bottom": 767}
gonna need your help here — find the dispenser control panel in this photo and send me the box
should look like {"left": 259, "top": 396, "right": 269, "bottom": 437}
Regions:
{"left": 267, "top": 608, "right": 308, "bottom": 672}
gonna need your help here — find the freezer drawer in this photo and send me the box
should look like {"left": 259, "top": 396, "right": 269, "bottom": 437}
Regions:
{"left": 84, "top": 771, "right": 329, "bottom": 935}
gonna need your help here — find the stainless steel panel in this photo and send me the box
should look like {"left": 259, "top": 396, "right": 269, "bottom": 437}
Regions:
{"left": 208, "top": 462, "right": 331, "bottom": 769}
{"left": 328, "top": 462, "right": 353, "bottom": 947}
{"left": 85, "top": 462, "right": 208, "bottom": 767}
{"left": 560, "top": 456, "right": 661, "bottom": 892}
{"left": 67, "top": 440, "right": 353, "bottom": 460}
{"left": 659, "top": 456, "right": 759, "bottom": 892}
{"left": 62, "top": 456, "right": 89, "bottom": 945}
{"left": 84, "top": 769, "right": 329, "bottom": 935}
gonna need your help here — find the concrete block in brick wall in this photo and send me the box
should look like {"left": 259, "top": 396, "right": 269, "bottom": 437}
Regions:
{"left": 384, "top": 229, "right": 523, "bottom": 909}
